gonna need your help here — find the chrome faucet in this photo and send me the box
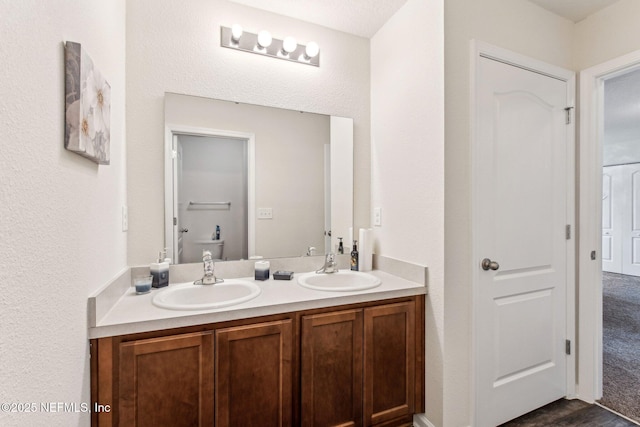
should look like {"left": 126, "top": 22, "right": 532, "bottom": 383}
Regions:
{"left": 316, "top": 253, "right": 338, "bottom": 274}
{"left": 195, "top": 250, "right": 224, "bottom": 285}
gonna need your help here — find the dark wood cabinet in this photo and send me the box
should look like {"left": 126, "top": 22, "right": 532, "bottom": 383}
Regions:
{"left": 301, "top": 309, "right": 364, "bottom": 427}
{"left": 118, "top": 332, "right": 214, "bottom": 427}
{"left": 364, "top": 301, "right": 415, "bottom": 426}
{"left": 215, "top": 320, "right": 293, "bottom": 427}
{"left": 91, "top": 296, "right": 424, "bottom": 427}
{"left": 299, "top": 301, "right": 419, "bottom": 427}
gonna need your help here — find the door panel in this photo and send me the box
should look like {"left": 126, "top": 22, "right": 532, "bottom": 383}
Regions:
{"left": 494, "top": 289, "right": 555, "bottom": 383}
{"left": 602, "top": 164, "right": 640, "bottom": 276}
{"left": 602, "top": 171, "right": 618, "bottom": 272}
{"left": 215, "top": 320, "right": 293, "bottom": 427}
{"left": 628, "top": 170, "right": 640, "bottom": 274}
{"left": 494, "top": 92, "right": 555, "bottom": 272}
{"left": 119, "top": 332, "right": 214, "bottom": 427}
{"left": 176, "top": 140, "right": 183, "bottom": 263}
{"left": 475, "top": 56, "right": 569, "bottom": 427}
{"left": 301, "top": 309, "right": 363, "bottom": 427}
{"left": 364, "top": 301, "right": 415, "bottom": 426}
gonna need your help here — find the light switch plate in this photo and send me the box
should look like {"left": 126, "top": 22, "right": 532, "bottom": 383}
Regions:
{"left": 122, "top": 205, "right": 128, "bottom": 231}
{"left": 374, "top": 207, "right": 382, "bottom": 226}
{"left": 258, "top": 207, "right": 273, "bottom": 219}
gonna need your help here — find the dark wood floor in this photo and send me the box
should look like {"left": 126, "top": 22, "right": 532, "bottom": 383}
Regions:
{"left": 500, "top": 399, "right": 638, "bottom": 427}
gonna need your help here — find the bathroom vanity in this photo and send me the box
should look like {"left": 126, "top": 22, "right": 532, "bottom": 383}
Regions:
{"left": 89, "top": 259, "right": 426, "bottom": 427}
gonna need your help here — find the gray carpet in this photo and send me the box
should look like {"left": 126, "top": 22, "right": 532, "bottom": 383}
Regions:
{"left": 599, "top": 272, "right": 640, "bottom": 423}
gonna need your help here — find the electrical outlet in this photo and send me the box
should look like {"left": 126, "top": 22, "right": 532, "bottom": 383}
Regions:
{"left": 257, "top": 207, "right": 273, "bottom": 219}
{"left": 122, "top": 205, "right": 128, "bottom": 231}
{"left": 374, "top": 207, "right": 382, "bottom": 226}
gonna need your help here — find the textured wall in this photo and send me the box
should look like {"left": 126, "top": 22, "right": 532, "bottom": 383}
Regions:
{"left": 126, "top": 0, "right": 370, "bottom": 265}
{"left": 0, "top": 1, "right": 127, "bottom": 426}
{"left": 574, "top": 0, "right": 640, "bottom": 70}
{"left": 444, "top": 1, "right": 573, "bottom": 426}
{"left": 370, "top": 0, "right": 444, "bottom": 425}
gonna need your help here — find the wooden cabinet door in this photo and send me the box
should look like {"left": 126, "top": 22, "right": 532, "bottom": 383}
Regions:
{"left": 215, "top": 319, "right": 293, "bottom": 427}
{"left": 301, "top": 309, "right": 364, "bottom": 427}
{"left": 119, "top": 332, "right": 214, "bottom": 427}
{"left": 364, "top": 301, "right": 415, "bottom": 426}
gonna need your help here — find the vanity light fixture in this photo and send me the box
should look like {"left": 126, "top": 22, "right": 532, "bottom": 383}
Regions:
{"left": 220, "top": 25, "right": 320, "bottom": 67}
{"left": 256, "top": 30, "right": 272, "bottom": 51}
{"left": 303, "top": 41, "right": 320, "bottom": 61}
{"left": 230, "top": 24, "right": 243, "bottom": 44}
{"left": 280, "top": 36, "right": 297, "bottom": 57}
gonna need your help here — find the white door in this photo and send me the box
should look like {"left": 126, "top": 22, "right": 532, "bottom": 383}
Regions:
{"left": 324, "top": 143, "right": 331, "bottom": 253}
{"left": 475, "top": 55, "right": 571, "bottom": 426}
{"left": 602, "top": 168, "right": 619, "bottom": 273}
{"left": 172, "top": 135, "right": 184, "bottom": 263}
{"left": 623, "top": 166, "right": 640, "bottom": 275}
{"left": 603, "top": 163, "right": 640, "bottom": 276}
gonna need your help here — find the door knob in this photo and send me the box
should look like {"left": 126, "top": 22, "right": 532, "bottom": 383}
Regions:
{"left": 179, "top": 227, "right": 189, "bottom": 233}
{"left": 481, "top": 258, "right": 500, "bottom": 271}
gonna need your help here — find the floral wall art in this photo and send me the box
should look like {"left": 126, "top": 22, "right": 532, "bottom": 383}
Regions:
{"left": 64, "top": 41, "right": 110, "bottom": 164}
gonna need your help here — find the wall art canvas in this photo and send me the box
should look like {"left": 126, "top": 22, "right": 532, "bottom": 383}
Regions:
{"left": 64, "top": 41, "right": 110, "bottom": 165}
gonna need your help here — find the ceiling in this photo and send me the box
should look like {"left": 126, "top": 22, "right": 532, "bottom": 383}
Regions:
{"left": 227, "top": 0, "right": 408, "bottom": 38}
{"left": 528, "top": 0, "right": 621, "bottom": 22}
{"left": 229, "top": 0, "right": 624, "bottom": 38}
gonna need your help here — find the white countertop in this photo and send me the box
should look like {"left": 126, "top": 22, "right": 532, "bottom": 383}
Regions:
{"left": 89, "top": 269, "right": 426, "bottom": 339}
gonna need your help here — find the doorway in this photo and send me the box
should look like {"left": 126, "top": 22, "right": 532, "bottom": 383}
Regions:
{"left": 578, "top": 48, "right": 640, "bottom": 419}
{"left": 598, "top": 68, "right": 640, "bottom": 422}
{"left": 164, "top": 124, "right": 256, "bottom": 264}
{"left": 177, "top": 134, "right": 249, "bottom": 263}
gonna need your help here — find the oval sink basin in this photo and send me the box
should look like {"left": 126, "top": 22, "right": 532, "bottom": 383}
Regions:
{"left": 297, "top": 270, "right": 381, "bottom": 292}
{"left": 152, "top": 279, "right": 261, "bottom": 310}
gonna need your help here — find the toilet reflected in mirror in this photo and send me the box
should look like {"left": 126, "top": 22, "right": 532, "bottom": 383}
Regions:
{"left": 182, "top": 239, "right": 225, "bottom": 264}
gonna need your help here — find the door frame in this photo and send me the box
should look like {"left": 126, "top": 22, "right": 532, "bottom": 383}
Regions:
{"left": 577, "top": 48, "right": 640, "bottom": 403}
{"left": 164, "top": 124, "right": 256, "bottom": 262}
{"left": 470, "top": 40, "right": 576, "bottom": 424}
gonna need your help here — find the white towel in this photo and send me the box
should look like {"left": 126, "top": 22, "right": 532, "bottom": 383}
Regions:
{"left": 358, "top": 228, "right": 374, "bottom": 271}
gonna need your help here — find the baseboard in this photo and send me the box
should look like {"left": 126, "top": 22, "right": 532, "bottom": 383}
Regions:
{"left": 413, "top": 413, "right": 437, "bottom": 427}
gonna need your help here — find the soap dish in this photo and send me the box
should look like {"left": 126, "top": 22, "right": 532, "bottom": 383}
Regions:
{"left": 273, "top": 271, "right": 294, "bottom": 280}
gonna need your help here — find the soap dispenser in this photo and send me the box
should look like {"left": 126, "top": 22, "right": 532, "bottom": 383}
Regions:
{"left": 212, "top": 225, "right": 221, "bottom": 240}
{"left": 350, "top": 240, "right": 359, "bottom": 271}
{"left": 151, "top": 250, "right": 169, "bottom": 288}
{"left": 162, "top": 248, "right": 171, "bottom": 284}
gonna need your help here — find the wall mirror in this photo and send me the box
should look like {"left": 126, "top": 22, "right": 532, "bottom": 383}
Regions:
{"left": 164, "top": 92, "right": 353, "bottom": 264}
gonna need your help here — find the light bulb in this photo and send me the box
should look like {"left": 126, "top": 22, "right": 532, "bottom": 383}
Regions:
{"left": 231, "top": 24, "right": 243, "bottom": 43}
{"left": 305, "top": 41, "right": 320, "bottom": 59}
{"left": 257, "top": 30, "right": 272, "bottom": 49}
{"left": 282, "top": 36, "right": 297, "bottom": 54}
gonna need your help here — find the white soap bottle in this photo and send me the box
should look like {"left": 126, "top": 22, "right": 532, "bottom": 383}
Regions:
{"left": 151, "top": 250, "right": 169, "bottom": 288}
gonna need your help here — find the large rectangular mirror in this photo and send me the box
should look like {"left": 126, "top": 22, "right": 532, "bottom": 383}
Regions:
{"left": 164, "top": 92, "right": 353, "bottom": 264}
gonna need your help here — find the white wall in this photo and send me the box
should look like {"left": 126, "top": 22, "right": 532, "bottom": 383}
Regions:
{"left": 370, "top": 0, "right": 444, "bottom": 424}
{"left": 444, "top": 1, "right": 573, "bottom": 426}
{"left": 127, "top": 0, "right": 370, "bottom": 265}
{"left": 0, "top": 1, "right": 127, "bottom": 426}
{"left": 574, "top": 0, "right": 640, "bottom": 70}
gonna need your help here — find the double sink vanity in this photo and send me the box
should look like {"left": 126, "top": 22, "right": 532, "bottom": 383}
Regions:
{"left": 89, "top": 254, "right": 427, "bottom": 427}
